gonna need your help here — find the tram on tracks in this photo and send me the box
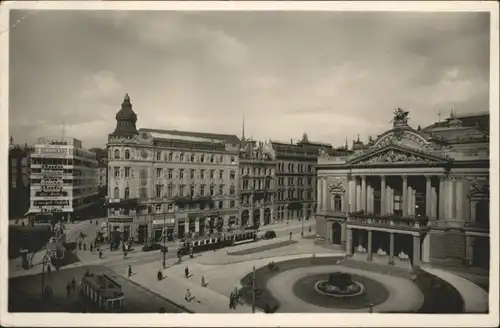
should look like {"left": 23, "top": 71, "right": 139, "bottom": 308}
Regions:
{"left": 80, "top": 273, "right": 124, "bottom": 312}
{"left": 177, "top": 229, "right": 257, "bottom": 256}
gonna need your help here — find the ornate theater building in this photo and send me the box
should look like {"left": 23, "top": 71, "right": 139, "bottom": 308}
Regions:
{"left": 315, "top": 109, "right": 490, "bottom": 270}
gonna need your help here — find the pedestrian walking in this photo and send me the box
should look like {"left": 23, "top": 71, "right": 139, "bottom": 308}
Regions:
{"left": 83, "top": 243, "right": 86, "bottom": 252}
{"left": 78, "top": 241, "right": 82, "bottom": 250}
{"left": 128, "top": 265, "right": 132, "bottom": 278}
{"left": 123, "top": 251, "right": 128, "bottom": 259}
{"left": 201, "top": 275, "right": 206, "bottom": 287}
{"left": 185, "top": 288, "right": 192, "bottom": 302}
{"left": 90, "top": 243, "right": 93, "bottom": 252}
{"left": 184, "top": 266, "right": 189, "bottom": 278}
{"left": 66, "top": 282, "right": 71, "bottom": 298}
{"left": 71, "top": 278, "right": 76, "bottom": 291}
{"left": 289, "top": 231, "right": 292, "bottom": 240}
{"left": 99, "top": 250, "right": 103, "bottom": 259}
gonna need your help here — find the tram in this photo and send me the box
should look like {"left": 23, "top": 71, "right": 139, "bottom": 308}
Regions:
{"left": 80, "top": 273, "right": 124, "bottom": 312}
{"left": 178, "top": 229, "right": 257, "bottom": 256}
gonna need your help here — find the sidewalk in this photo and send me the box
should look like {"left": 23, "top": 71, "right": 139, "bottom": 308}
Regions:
{"left": 9, "top": 220, "right": 92, "bottom": 278}
{"left": 127, "top": 264, "right": 261, "bottom": 313}
{"left": 422, "top": 266, "right": 489, "bottom": 313}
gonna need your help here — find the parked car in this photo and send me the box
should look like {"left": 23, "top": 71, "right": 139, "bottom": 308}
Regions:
{"left": 261, "top": 230, "right": 277, "bottom": 240}
{"left": 142, "top": 244, "right": 168, "bottom": 253}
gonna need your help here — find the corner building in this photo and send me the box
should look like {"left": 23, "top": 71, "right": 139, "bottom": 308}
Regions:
{"left": 315, "top": 109, "right": 490, "bottom": 270}
{"left": 106, "top": 94, "right": 241, "bottom": 243}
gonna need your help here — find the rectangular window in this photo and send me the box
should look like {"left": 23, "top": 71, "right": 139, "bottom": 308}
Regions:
{"left": 200, "top": 184, "right": 206, "bottom": 196}
{"left": 167, "top": 185, "right": 173, "bottom": 198}
{"left": 230, "top": 170, "right": 236, "bottom": 179}
{"left": 230, "top": 200, "right": 235, "bottom": 208}
{"left": 200, "top": 170, "right": 205, "bottom": 179}
{"left": 114, "top": 167, "right": 120, "bottom": 177}
{"left": 230, "top": 185, "right": 235, "bottom": 196}
{"left": 124, "top": 167, "right": 130, "bottom": 178}
{"left": 219, "top": 184, "right": 224, "bottom": 195}
{"left": 180, "top": 169, "right": 185, "bottom": 179}
{"left": 210, "top": 170, "right": 215, "bottom": 179}
{"left": 179, "top": 185, "right": 185, "bottom": 197}
{"left": 219, "top": 170, "right": 224, "bottom": 179}
{"left": 168, "top": 169, "right": 173, "bottom": 179}
{"left": 155, "top": 204, "right": 162, "bottom": 213}
{"left": 190, "top": 169, "right": 195, "bottom": 179}
{"left": 210, "top": 185, "right": 214, "bottom": 196}
{"left": 156, "top": 168, "right": 162, "bottom": 179}
{"left": 156, "top": 185, "right": 163, "bottom": 198}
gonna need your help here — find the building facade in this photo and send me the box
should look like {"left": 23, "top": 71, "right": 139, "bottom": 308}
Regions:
{"left": 315, "top": 109, "right": 490, "bottom": 270}
{"left": 271, "top": 134, "right": 332, "bottom": 223}
{"left": 106, "top": 94, "right": 241, "bottom": 243}
{"left": 9, "top": 139, "right": 34, "bottom": 219}
{"left": 28, "top": 137, "right": 99, "bottom": 222}
{"left": 239, "top": 139, "right": 276, "bottom": 227}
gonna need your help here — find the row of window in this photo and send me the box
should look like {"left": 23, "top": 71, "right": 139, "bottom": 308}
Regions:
{"left": 112, "top": 148, "right": 237, "bottom": 165}
{"left": 276, "top": 190, "right": 314, "bottom": 201}
{"left": 277, "top": 162, "right": 314, "bottom": 173}
{"left": 154, "top": 184, "right": 236, "bottom": 198}
{"left": 240, "top": 167, "right": 274, "bottom": 176}
{"left": 278, "top": 177, "right": 313, "bottom": 187}
{"left": 275, "top": 206, "right": 313, "bottom": 219}
{"left": 242, "top": 179, "right": 273, "bottom": 190}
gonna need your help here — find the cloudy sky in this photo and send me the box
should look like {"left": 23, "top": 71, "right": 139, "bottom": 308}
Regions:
{"left": 9, "top": 9, "right": 490, "bottom": 148}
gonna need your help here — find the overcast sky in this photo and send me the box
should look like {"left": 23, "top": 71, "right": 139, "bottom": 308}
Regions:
{"left": 9, "top": 10, "right": 490, "bottom": 148}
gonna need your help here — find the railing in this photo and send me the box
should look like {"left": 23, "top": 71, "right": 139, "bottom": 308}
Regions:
{"left": 464, "top": 221, "right": 490, "bottom": 231}
{"left": 347, "top": 212, "right": 430, "bottom": 230}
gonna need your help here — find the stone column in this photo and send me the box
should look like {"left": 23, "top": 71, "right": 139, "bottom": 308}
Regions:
{"left": 341, "top": 222, "right": 347, "bottom": 249}
{"left": 346, "top": 228, "right": 353, "bottom": 256}
{"left": 431, "top": 187, "right": 438, "bottom": 221}
{"left": 389, "top": 233, "right": 395, "bottom": 265}
{"left": 455, "top": 178, "right": 464, "bottom": 223}
{"left": 348, "top": 177, "right": 355, "bottom": 212}
{"left": 465, "top": 235, "right": 474, "bottom": 266}
{"left": 367, "top": 230, "right": 373, "bottom": 261}
{"left": 184, "top": 220, "right": 190, "bottom": 235}
{"left": 407, "top": 186, "right": 413, "bottom": 216}
{"left": 412, "top": 189, "right": 417, "bottom": 216}
{"left": 366, "top": 185, "right": 371, "bottom": 212}
{"left": 317, "top": 177, "right": 323, "bottom": 211}
{"left": 386, "top": 186, "right": 391, "bottom": 214}
{"left": 361, "top": 176, "right": 367, "bottom": 212}
{"left": 322, "top": 178, "right": 328, "bottom": 211}
{"left": 356, "top": 178, "right": 361, "bottom": 211}
{"left": 260, "top": 207, "right": 265, "bottom": 226}
{"left": 195, "top": 218, "right": 200, "bottom": 233}
{"left": 412, "top": 235, "right": 421, "bottom": 269}
{"left": 380, "top": 176, "right": 386, "bottom": 215}
{"left": 446, "top": 178, "right": 455, "bottom": 220}
{"left": 402, "top": 176, "right": 408, "bottom": 216}
{"left": 425, "top": 176, "right": 432, "bottom": 217}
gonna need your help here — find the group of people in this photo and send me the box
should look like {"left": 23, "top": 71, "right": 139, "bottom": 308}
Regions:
{"left": 77, "top": 240, "right": 104, "bottom": 259}
{"left": 229, "top": 287, "right": 240, "bottom": 310}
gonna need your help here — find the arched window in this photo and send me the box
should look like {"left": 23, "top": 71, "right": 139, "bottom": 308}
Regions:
{"left": 219, "top": 155, "right": 224, "bottom": 163}
{"left": 124, "top": 187, "right": 130, "bottom": 199}
{"left": 125, "top": 149, "right": 130, "bottom": 159}
{"left": 210, "top": 155, "right": 215, "bottom": 163}
{"left": 156, "top": 152, "right": 161, "bottom": 161}
{"left": 168, "top": 152, "right": 173, "bottom": 161}
{"left": 190, "top": 154, "right": 195, "bottom": 162}
{"left": 334, "top": 195, "right": 342, "bottom": 212}
{"left": 114, "top": 187, "right": 120, "bottom": 199}
{"left": 114, "top": 149, "right": 120, "bottom": 159}
{"left": 180, "top": 153, "right": 184, "bottom": 162}
{"left": 200, "top": 154, "right": 205, "bottom": 163}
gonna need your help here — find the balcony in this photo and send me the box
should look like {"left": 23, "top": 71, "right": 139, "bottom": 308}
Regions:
{"left": 347, "top": 212, "right": 430, "bottom": 231}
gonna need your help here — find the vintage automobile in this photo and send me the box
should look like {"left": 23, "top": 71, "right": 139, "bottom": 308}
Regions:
{"left": 261, "top": 230, "right": 277, "bottom": 240}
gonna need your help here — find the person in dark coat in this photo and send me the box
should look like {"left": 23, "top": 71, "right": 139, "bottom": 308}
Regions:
{"left": 90, "top": 244, "right": 93, "bottom": 252}
{"left": 83, "top": 243, "right": 86, "bottom": 251}
{"left": 99, "top": 250, "right": 103, "bottom": 259}
{"left": 71, "top": 278, "right": 76, "bottom": 291}
{"left": 78, "top": 241, "right": 82, "bottom": 250}
{"left": 128, "top": 265, "right": 132, "bottom": 278}
{"left": 185, "top": 266, "right": 189, "bottom": 278}
{"left": 66, "top": 282, "right": 71, "bottom": 298}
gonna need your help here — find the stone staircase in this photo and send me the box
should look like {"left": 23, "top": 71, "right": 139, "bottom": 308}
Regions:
{"left": 342, "top": 258, "right": 412, "bottom": 278}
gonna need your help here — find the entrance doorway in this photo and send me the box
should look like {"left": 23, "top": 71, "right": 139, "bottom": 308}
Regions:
{"left": 253, "top": 209, "right": 260, "bottom": 229}
{"left": 241, "top": 210, "right": 249, "bottom": 227}
{"left": 332, "top": 222, "right": 342, "bottom": 245}
{"left": 264, "top": 208, "right": 271, "bottom": 225}
{"left": 473, "top": 237, "right": 489, "bottom": 269}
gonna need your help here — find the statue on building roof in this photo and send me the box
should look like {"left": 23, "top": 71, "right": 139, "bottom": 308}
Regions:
{"left": 391, "top": 108, "right": 410, "bottom": 127}
{"left": 302, "top": 132, "right": 309, "bottom": 142}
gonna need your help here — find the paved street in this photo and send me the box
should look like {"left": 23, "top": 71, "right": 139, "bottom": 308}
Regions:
{"left": 8, "top": 265, "right": 188, "bottom": 313}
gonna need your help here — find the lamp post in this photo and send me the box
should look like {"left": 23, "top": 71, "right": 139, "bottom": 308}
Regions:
{"left": 301, "top": 215, "right": 305, "bottom": 237}
{"left": 162, "top": 214, "right": 166, "bottom": 269}
{"left": 252, "top": 265, "right": 256, "bottom": 313}
{"left": 40, "top": 252, "right": 52, "bottom": 299}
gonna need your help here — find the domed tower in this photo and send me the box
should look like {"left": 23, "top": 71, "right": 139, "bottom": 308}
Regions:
{"left": 112, "top": 93, "right": 139, "bottom": 137}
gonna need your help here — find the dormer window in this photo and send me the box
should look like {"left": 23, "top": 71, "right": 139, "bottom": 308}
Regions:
{"left": 114, "top": 149, "right": 120, "bottom": 159}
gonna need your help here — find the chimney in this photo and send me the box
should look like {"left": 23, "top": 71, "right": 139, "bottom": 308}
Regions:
{"left": 290, "top": 139, "right": 293, "bottom": 145}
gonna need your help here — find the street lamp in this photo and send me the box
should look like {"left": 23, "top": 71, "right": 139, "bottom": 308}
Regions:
{"left": 252, "top": 265, "right": 256, "bottom": 313}
{"left": 40, "top": 252, "right": 52, "bottom": 299}
{"left": 301, "top": 215, "right": 305, "bottom": 237}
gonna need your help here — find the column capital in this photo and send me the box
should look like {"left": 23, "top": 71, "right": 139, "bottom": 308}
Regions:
{"left": 361, "top": 175, "right": 366, "bottom": 181}
{"left": 402, "top": 175, "right": 408, "bottom": 180}
{"left": 380, "top": 175, "right": 386, "bottom": 181}
{"left": 424, "top": 175, "right": 433, "bottom": 180}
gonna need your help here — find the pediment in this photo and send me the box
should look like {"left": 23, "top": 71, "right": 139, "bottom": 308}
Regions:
{"left": 347, "top": 146, "right": 448, "bottom": 166}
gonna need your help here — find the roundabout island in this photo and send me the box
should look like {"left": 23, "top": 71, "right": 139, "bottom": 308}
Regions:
{"left": 237, "top": 254, "right": 467, "bottom": 313}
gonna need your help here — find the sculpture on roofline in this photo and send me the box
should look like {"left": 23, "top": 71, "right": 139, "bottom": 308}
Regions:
{"left": 391, "top": 108, "right": 410, "bottom": 127}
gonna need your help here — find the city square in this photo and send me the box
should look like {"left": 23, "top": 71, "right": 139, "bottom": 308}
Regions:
{"left": 3, "top": 2, "right": 497, "bottom": 327}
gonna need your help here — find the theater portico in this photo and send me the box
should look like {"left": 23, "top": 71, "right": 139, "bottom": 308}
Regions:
{"left": 315, "top": 109, "right": 490, "bottom": 270}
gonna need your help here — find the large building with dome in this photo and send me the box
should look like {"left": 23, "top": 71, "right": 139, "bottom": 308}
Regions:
{"left": 315, "top": 109, "right": 490, "bottom": 270}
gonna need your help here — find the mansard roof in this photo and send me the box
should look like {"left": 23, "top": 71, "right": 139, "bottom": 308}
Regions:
{"left": 140, "top": 128, "right": 240, "bottom": 145}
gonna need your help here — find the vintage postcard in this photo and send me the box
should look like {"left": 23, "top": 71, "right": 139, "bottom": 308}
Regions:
{"left": 0, "top": 1, "right": 498, "bottom": 327}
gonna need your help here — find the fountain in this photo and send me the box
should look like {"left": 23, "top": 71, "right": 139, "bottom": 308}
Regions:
{"left": 314, "top": 272, "right": 365, "bottom": 298}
